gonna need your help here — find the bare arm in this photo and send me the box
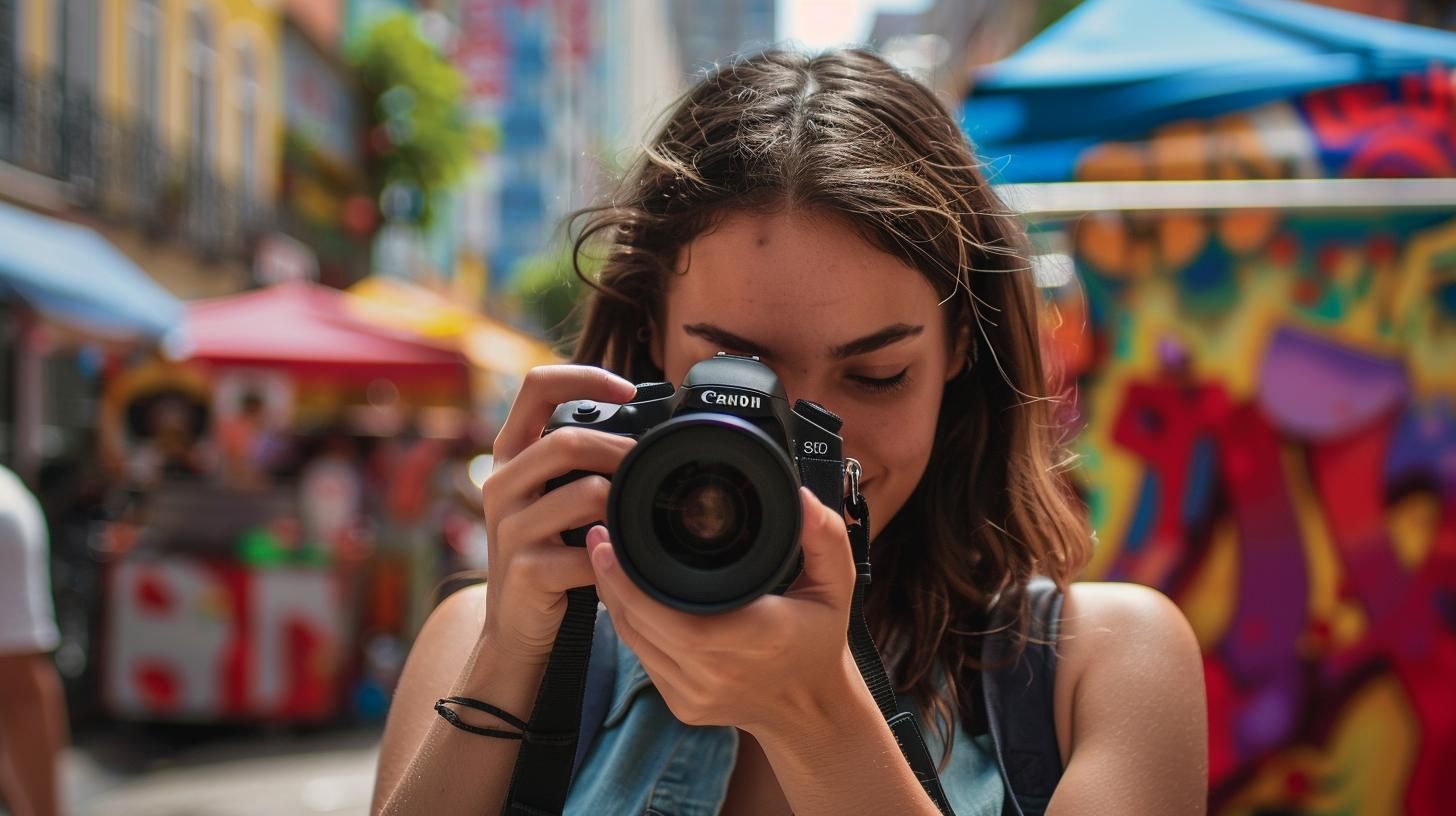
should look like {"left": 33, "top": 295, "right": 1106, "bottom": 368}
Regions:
{"left": 1048, "top": 582, "right": 1209, "bottom": 815}
{"left": 0, "top": 652, "right": 67, "bottom": 816}
{"left": 373, "top": 364, "right": 639, "bottom": 814}
{"left": 372, "top": 585, "right": 547, "bottom": 815}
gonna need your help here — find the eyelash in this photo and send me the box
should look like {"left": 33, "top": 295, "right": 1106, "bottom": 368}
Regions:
{"left": 850, "top": 368, "right": 910, "bottom": 394}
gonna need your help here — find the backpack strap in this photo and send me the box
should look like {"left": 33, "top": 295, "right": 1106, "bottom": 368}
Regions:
{"left": 571, "top": 607, "right": 618, "bottom": 780}
{"left": 981, "top": 577, "right": 1065, "bottom": 816}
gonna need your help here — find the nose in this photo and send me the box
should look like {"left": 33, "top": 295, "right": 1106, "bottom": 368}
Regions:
{"left": 774, "top": 369, "right": 834, "bottom": 417}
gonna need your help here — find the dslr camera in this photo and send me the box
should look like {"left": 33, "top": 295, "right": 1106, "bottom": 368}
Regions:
{"left": 544, "top": 353, "right": 845, "bottom": 613}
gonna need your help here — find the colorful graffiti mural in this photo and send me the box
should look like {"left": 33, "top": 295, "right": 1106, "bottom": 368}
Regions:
{"left": 1046, "top": 71, "right": 1456, "bottom": 816}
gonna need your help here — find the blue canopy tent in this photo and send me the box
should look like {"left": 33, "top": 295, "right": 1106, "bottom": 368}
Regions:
{"left": 963, "top": 0, "right": 1456, "bottom": 183}
{"left": 0, "top": 200, "right": 182, "bottom": 340}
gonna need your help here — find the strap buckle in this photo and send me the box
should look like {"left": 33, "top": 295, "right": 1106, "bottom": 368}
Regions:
{"left": 844, "top": 457, "right": 869, "bottom": 528}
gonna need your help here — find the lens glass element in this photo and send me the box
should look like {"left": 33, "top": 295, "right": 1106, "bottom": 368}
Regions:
{"left": 652, "top": 462, "right": 760, "bottom": 570}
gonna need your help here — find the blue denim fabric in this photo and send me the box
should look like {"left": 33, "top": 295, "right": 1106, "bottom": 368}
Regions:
{"left": 566, "top": 625, "right": 1004, "bottom": 815}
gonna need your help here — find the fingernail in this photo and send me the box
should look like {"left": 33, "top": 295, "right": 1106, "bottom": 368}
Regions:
{"left": 585, "top": 524, "right": 608, "bottom": 550}
{"left": 591, "top": 540, "right": 614, "bottom": 571}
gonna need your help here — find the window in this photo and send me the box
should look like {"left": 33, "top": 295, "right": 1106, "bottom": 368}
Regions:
{"left": 188, "top": 5, "right": 215, "bottom": 169}
{"left": 59, "top": 0, "right": 97, "bottom": 186}
{"left": 236, "top": 41, "right": 257, "bottom": 202}
{"left": 0, "top": 0, "right": 17, "bottom": 158}
{"left": 58, "top": 0, "right": 96, "bottom": 89}
{"left": 129, "top": 0, "right": 162, "bottom": 129}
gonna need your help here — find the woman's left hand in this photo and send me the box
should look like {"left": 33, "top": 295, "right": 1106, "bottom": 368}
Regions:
{"left": 586, "top": 486, "right": 860, "bottom": 738}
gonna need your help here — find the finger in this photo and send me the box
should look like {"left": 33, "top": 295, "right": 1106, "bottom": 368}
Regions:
{"left": 493, "top": 365, "right": 638, "bottom": 462}
{"left": 485, "top": 428, "right": 635, "bottom": 517}
{"left": 585, "top": 530, "right": 687, "bottom": 676}
{"left": 507, "top": 544, "right": 597, "bottom": 595}
{"left": 587, "top": 527, "right": 693, "bottom": 653}
{"left": 785, "top": 487, "right": 856, "bottom": 606}
{"left": 494, "top": 474, "right": 612, "bottom": 552}
{"left": 609, "top": 604, "right": 685, "bottom": 684}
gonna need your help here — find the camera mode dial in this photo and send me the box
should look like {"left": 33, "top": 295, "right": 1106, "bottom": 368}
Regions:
{"left": 794, "top": 399, "right": 843, "bottom": 434}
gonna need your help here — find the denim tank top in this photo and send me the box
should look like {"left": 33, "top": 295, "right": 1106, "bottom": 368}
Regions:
{"left": 565, "top": 618, "right": 1005, "bottom": 816}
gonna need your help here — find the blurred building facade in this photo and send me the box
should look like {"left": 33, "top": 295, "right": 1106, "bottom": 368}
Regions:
{"left": 365, "top": 0, "right": 685, "bottom": 305}
{"left": 277, "top": 0, "right": 371, "bottom": 287}
{"left": 670, "top": 0, "right": 775, "bottom": 76}
{"left": 869, "top": 0, "right": 1036, "bottom": 101}
{"left": 0, "top": 0, "right": 284, "bottom": 299}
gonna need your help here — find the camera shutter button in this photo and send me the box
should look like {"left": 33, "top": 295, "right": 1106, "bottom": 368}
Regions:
{"left": 632, "top": 382, "right": 675, "bottom": 401}
{"left": 573, "top": 401, "right": 601, "bottom": 421}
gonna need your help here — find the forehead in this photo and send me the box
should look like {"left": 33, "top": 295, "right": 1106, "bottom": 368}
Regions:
{"left": 667, "top": 210, "right": 946, "bottom": 349}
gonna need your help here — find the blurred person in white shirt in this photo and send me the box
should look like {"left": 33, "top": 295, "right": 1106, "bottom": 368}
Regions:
{"left": 0, "top": 465, "right": 66, "bottom": 816}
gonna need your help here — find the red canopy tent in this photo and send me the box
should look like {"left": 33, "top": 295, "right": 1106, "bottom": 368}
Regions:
{"left": 179, "top": 281, "right": 469, "bottom": 394}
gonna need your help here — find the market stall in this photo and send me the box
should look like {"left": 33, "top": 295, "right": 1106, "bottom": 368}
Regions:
{"left": 344, "top": 275, "right": 560, "bottom": 434}
{"left": 99, "top": 280, "right": 475, "bottom": 724}
{"left": 965, "top": 3, "right": 1456, "bottom": 814}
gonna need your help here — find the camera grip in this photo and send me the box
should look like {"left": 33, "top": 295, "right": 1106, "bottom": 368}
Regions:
{"left": 545, "top": 469, "right": 607, "bottom": 548}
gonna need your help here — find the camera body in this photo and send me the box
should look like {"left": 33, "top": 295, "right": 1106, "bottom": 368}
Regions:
{"left": 544, "top": 353, "right": 845, "bottom": 613}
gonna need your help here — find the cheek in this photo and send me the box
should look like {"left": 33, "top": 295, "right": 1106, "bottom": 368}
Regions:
{"left": 838, "top": 380, "right": 944, "bottom": 500}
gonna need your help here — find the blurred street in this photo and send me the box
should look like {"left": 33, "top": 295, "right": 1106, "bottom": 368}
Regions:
{"left": 60, "top": 725, "right": 379, "bottom": 816}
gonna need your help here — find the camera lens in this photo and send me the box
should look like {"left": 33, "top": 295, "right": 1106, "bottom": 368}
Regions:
{"left": 608, "top": 414, "right": 802, "bottom": 613}
{"left": 653, "top": 462, "right": 761, "bottom": 570}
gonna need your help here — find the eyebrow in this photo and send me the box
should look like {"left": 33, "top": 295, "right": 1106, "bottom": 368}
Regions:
{"left": 681, "top": 322, "right": 924, "bottom": 361}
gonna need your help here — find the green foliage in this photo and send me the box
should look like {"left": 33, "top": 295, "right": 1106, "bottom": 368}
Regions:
{"left": 511, "top": 246, "right": 600, "bottom": 348}
{"left": 1032, "top": 0, "right": 1084, "bottom": 35}
{"left": 350, "top": 14, "right": 470, "bottom": 225}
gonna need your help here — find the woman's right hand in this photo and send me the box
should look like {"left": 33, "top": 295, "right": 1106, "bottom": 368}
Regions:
{"left": 478, "top": 364, "right": 640, "bottom": 664}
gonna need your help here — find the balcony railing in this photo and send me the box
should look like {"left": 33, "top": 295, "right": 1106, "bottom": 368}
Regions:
{"left": 0, "top": 65, "right": 272, "bottom": 262}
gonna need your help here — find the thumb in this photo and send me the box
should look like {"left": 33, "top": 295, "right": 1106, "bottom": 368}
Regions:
{"left": 786, "top": 486, "right": 856, "bottom": 605}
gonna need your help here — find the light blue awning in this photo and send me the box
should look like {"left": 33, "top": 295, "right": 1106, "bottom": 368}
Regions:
{"left": 964, "top": 0, "right": 1456, "bottom": 183}
{"left": 0, "top": 201, "right": 182, "bottom": 340}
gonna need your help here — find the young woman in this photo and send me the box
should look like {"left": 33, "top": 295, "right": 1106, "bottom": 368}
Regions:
{"left": 373, "top": 49, "right": 1207, "bottom": 815}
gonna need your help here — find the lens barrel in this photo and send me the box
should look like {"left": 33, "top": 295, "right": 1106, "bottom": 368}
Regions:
{"left": 608, "top": 413, "right": 802, "bottom": 614}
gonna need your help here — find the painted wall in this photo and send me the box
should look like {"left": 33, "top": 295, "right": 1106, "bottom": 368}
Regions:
{"left": 1050, "top": 71, "right": 1456, "bottom": 815}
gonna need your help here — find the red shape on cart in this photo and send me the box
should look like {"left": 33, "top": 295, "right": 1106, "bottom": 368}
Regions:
{"left": 282, "top": 618, "right": 327, "bottom": 719}
{"left": 135, "top": 571, "right": 174, "bottom": 615}
{"left": 217, "top": 565, "right": 252, "bottom": 716}
{"left": 135, "top": 661, "right": 180, "bottom": 712}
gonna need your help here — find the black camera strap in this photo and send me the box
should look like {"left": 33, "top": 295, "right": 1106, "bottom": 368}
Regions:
{"left": 501, "top": 493, "right": 955, "bottom": 815}
{"left": 501, "top": 584, "right": 599, "bottom": 815}
{"left": 844, "top": 492, "right": 955, "bottom": 814}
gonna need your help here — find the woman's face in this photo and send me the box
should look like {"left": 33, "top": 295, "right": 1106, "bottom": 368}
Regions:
{"left": 652, "top": 209, "right": 965, "bottom": 540}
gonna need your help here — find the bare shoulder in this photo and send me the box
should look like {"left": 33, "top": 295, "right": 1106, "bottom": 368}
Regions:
{"left": 1055, "top": 581, "right": 1205, "bottom": 726}
{"left": 1059, "top": 581, "right": 1200, "bottom": 657}
{"left": 394, "top": 583, "right": 488, "bottom": 681}
{"left": 1047, "top": 582, "right": 1208, "bottom": 815}
{"left": 372, "top": 583, "right": 487, "bottom": 808}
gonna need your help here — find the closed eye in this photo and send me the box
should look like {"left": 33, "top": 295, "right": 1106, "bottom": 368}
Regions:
{"left": 849, "top": 368, "right": 909, "bottom": 394}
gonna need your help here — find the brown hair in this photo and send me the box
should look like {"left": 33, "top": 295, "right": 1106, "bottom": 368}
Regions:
{"left": 566, "top": 49, "right": 1090, "bottom": 763}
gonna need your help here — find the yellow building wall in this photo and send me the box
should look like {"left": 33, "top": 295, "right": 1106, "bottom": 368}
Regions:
{"left": 22, "top": 0, "right": 281, "bottom": 202}
{"left": 16, "top": 0, "right": 52, "bottom": 69}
